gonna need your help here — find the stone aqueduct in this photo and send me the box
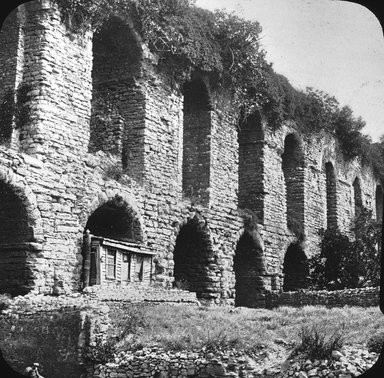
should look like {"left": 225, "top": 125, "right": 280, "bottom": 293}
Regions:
{"left": 0, "top": 1, "right": 382, "bottom": 306}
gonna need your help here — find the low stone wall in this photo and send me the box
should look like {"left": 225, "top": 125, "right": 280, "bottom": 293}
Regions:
{"left": 270, "top": 286, "right": 380, "bottom": 308}
{"left": 83, "top": 284, "right": 199, "bottom": 304}
{"left": 85, "top": 348, "right": 268, "bottom": 378}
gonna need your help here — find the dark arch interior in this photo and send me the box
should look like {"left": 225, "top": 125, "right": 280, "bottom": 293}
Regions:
{"left": 353, "top": 177, "right": 362, "bottom": 217}
{"left": 183, "top": 78, "right": 212, "bottom": 114}
{"left": 85, "top": 197, "right": 141, "bottom": 242}
{"left": 282, "top": 133, "right": 304, "bottom": 170}
{"left": 91, "top": 16, "right": 143, "bottom": 164}
{"left": 238, "top": 111, "right": 264, "bottom": 221}
{"left": 234, "top": 232, "right": 264, "bottom": 307}
{"left": 173, "top": 220, "right": 211, "bottom": 298}
{"left": 282, "top": 134, "right": 305, "bottom": 234}
{"left": 0, "top": 181, "right": 34, "bottom": 295}
{"left": 325, "top": 162, "right": 337, "bottom": 229}
{"left": 376, "top": 185, "right": 383, "bottom": 222}
{"left": 93, "top": 16, "right": 142, "bottom": 74}
{"left": 182, "top": 78, "right": 212, "bottom": 201}
{"left": 283, "top": 243, "right": 309, "bottom": 291}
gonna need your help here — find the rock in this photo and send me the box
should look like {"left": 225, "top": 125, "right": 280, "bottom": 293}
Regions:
{"left": 331, "top": 350, "right": 343, "bottom": 360}
{"left": 298, "top": 371, "right": 308, "bottom": 378}
{"left": 307, "top": 368, "right": 318, "bottom": 377}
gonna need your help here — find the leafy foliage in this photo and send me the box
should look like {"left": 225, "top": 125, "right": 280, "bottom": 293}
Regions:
{"left": 367, "top": 332, "right": 384, "bottom": 353}
{"left": 0, "top": 293, "right": 11, "bottom": 314}
{"left": 54, "top": 0, "right": 377, "bottom": 166}
{"left": 309, "top": 208, "right": 381, "bottom": 290}
{"left": 83, "top": 335, "right": 117, "bottom": 363}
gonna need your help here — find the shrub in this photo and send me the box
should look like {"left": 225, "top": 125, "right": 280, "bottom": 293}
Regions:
{"left": 0, "top": 293, "right": 11, "bottom": 313}
{"left": 295, "top": 323, "right": 346, "bottom": 360}
{"left": 110, "top": 304, "right": 148, "bottom": 341}
{"left": 83, "top": 336, "right": 117, "bottom": 364}
{"left": 367, "top": 332, "right": 384, "bottom": 353}
{"left": 203, "top": 329, "right": 241, "bottom": 352}
{"left": 309, "top": 208, "right": 381, "bottom": 290}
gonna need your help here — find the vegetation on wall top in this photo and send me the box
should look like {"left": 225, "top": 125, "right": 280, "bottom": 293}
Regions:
{"left": 53, "top": 0, "right": 382, "bottom": 177}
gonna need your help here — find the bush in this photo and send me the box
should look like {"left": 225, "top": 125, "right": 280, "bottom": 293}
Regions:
{"left": 295, "top": 323, "right": 346, "bottom": 360}
{"left": 309, "top": 208, "right": 381, "bottom": 290}
{"left": 0, "top": 293, "right": 11, "bottom": 314}
{"left": 109, "top": 304, "right": 148, "bottom": 341}
{"left": 83, "top": 336, "right": 117, "bottom": 364}
{"left": 367, "top": 332, "right": 384, "bottom": 353}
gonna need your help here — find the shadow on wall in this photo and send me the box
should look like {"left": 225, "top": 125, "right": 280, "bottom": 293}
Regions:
{"left": 0, "top": 181, "right": 36, "bottom": 296}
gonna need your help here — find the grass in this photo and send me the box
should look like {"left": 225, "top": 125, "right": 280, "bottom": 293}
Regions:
{"left": 108, "top": 303, "right": 384, "bottom": 356}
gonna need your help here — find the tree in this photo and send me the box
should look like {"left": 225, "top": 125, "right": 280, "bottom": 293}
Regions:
{"left": 309, "top": 207, "right": 381, "bottom": 289}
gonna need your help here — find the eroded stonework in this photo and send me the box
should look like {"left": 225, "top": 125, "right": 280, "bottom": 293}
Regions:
{"left": 0, "top": 1, "right": 382, "bottom": 306}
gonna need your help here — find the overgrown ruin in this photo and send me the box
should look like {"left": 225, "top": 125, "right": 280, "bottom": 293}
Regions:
{"left": 0, "top": 1, "right": 382, "bottom": 307}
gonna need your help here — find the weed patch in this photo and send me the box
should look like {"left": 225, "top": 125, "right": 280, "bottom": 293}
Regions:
{"left": 294, "top": 323, "right": 347, "bottom": 360}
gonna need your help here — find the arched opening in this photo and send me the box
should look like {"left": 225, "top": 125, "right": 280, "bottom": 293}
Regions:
{"left": 85, "top": 197, "right": 141, "bottom": 242}
{"left": 0, "top": 181, "right": 34, "bottom": 295}
{"left": 0, "top": 8, "right": 20, "bottom": 144}
{"left": 325, "top": 162, "right": 337, "bottom": 229}
{"left": 238, "top": 111, "right": 264, "bottom": 222}
{"left": 91, "top": 16, "right": 144, "bottom": 175}
{"left": 182, "top": 77, "right": 212, "bottom": 204}
{"left": 83, "top": 196, "right": 143, "bottom": 287}
{"left": 234, "top": 232, "right": 264, "bottom": 307}
{"left": 376, "top": 185, "right": 383, "bottom": 222}
{"left": 353, "top": 177, "right": 362, "bottom": 217}
{"left": 282, "top": 134, "right": 305, "bottom": 234}
{"left": 173, "top": 217, "right": 212, "bottom": 298}
{"left": 283, "top": 243, "right": 309, "bottom": 291}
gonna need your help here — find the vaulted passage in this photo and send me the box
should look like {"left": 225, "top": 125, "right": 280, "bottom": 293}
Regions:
{"left": 234, "top": 232, "right": 265, "bottom": 307}
{"left": 238, "top": 112, "right": 264, "bottom": 222}
{"left": 325, "top": 162, "right": 337, "bottom": 229}
{"left": 83, "top": 196, "right": 143, "bottom": 287}
{"left": 85, "top": 196, "right": 142, "bottom": 242}
{"left": 283, "top": 243, "right": 309, "bottom": 291}
{"left": 376, "top": 185, "right": 383, "bottom": 222}
{"left": 91, "top": 16, "right": 144, "bottom": 177}
{"left": 182, "top": 78, "right": 212, "bottom": 204}
{"left": 353, "top": 177, "right": 362, "bottom": 217}
{"left": 173, "top": 219, "right": 212, "bottom": 298}
{"left": 0, "top": 181, "right": 34, "bottom": 295}
{"left": 282, "top": 134, "right": 305, "bottom": 234}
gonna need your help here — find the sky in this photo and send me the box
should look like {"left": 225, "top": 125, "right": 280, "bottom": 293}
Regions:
{"left": 195, "top": 0, "right": 384, "bottom": 142}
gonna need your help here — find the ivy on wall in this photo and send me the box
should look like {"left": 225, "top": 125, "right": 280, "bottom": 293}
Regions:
{"left": 53, "top": 0, "right": 381, "bottom": 178}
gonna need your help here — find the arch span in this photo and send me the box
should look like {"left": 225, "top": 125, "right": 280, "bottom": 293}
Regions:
{"left": 0, "top": 177, "right": 40, "bottom": 295}
{"left": 282, "top": 133, "right": 305, "bottom": 235}
{"left": 182, "top": 77, "right": 212, "bottom": 204}
{"left": 325, "top": 162, "right": 337, "bottom": 229}
{"left": 238, "top": 111, "right": 264, "bottom": 221}
{"left": 173, "top": 214, "right": 214, "bottom": 298}
{"left": 234, "top": 231, "right": 265, "bottom": 307}
{"left": 282, "top": 242, "right": 309, "bottom": 292}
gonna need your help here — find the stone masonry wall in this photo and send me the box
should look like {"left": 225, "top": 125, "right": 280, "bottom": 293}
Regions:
{"left": 271, "top": 286, "right": 380, "bottom": 308}
{"left": 0, "top": 1, "right": 382, "bottom": 304}
{"left": 0, "top": 9, "right": 19, "bottom": 99}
